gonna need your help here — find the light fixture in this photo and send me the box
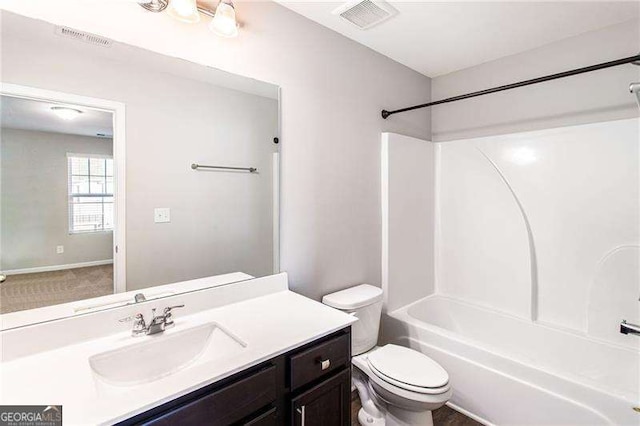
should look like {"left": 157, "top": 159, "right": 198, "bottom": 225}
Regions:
{"left": 138, "top": 0, "right": 168, "bottom": 13}
{"left": 209, "top": 0, "right": 239, "bottom": 38}
{"left": 51, "top": 106, "right": 83, "bottom": 120}
{"left": 138, "top": 0, "right": 239, "bottom": 38}
{"left": 167, "top": 0, "right": 201, "bottom": 24}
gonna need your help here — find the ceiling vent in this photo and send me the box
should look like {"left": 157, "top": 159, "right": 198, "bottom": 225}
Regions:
{"left": 54, "top": 26, "right": 113, "bottom": 48}
{"left": 332, "top": 0, "right": 398, "bottom": 30}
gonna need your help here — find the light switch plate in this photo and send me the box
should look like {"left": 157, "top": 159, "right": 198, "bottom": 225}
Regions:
{"left": 154, "top": 208, "right": 171, "bottom": 223}
{"left": 56, "top": 245, "right": 64, "bottom": 254}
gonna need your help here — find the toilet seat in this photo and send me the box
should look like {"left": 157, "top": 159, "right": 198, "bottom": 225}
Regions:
{"left": 366, "top": 345, "right": 449, "bottom": 395}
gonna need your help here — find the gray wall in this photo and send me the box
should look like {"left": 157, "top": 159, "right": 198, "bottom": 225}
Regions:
{"left": 1, "top": 129, "right": 113, "bottom": 270}
{"left": 0, "top": 3, "right": 432, "bottom": 300}
{"left": 431, "top": 19, "right": 640, "bottom": 141}
{"left": 2, "top": 24, "right": 279, "bottom": 290}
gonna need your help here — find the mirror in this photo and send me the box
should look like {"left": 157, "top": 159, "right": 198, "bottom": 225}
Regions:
{"left": 0, "top": 12, "right": 280, "bottom": 328}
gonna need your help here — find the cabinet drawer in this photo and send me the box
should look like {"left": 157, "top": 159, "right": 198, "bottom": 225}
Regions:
{"left": 142, "top": 365, "right": 276, "bottom": 426}
{"left": 289, "top": 333, "right": 350, "bottom": 391}
{"left": 242, "top": 407, "right": 277, "bottom": 426}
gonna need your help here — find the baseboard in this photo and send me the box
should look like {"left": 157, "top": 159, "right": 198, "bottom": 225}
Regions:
{"left": 2, "top": 259, "right": 113, "bottom": 275}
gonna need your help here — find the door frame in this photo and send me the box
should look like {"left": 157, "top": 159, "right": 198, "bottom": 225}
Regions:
{"left": 1, "top": 83, "right": 127, "bottom": 293}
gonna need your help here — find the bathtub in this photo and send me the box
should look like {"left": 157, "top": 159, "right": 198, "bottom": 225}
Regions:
{"left": 382, "top": 295, "right": 640, "bottom": 425}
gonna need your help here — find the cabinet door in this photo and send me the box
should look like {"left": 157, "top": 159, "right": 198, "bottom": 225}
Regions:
{"left": 140, "top": 365, "right": 277, "bottom": 426}
{"left": 243, "top": 407, "right": 277, "bottom": 426}
{"left": 290, "top": 368, "right": 350, "bottom": 426}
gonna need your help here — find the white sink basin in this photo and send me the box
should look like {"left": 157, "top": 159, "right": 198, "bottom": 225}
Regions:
{"left": 89, "top": 323, "right": 241, "bottom": 386}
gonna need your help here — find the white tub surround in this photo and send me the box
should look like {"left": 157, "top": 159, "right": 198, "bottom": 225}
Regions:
{"left": 0, "top": 273, "right": 357, "bottom": 425}
{"left": 383, "top": 296, "right": 640, "bottom": 426}
{"left": 380, "top": 118, "right": 640, "bottom": 424}
{"left": 381, "top": 133, "right": 436, "bottom": 313}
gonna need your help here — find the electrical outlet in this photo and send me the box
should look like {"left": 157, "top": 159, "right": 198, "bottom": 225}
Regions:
{"left": 56, "top": 245, "right": 64, "bottom": 254}
{"left": 154, "top": 208, "right": 171, "bottom": 223}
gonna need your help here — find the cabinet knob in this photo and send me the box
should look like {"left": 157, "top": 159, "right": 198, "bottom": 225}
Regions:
{"left": 320, "top": 359, "right": 331, "bottom": 370}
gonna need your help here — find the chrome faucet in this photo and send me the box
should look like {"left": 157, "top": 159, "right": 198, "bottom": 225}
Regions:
{"left": 124, "top": 305, "right": 185, "bottom": 337}
{"left": 620, "top": 320, "right": 640, "bottom": 336}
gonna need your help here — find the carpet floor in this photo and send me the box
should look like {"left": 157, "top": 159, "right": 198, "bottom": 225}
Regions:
{"left": 1, "top": 264, "right": 113, "bottom": 314}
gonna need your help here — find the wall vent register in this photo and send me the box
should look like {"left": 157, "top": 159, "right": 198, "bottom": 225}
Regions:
{"left": 55, "top": 26, "right": 113, "bottom": 48}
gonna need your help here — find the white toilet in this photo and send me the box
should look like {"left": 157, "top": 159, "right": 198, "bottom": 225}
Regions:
{"left": 323, "top": 284, "right": 452, "bottom": 426}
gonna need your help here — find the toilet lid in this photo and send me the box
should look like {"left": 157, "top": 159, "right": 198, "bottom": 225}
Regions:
{"left": 367, "top": 345, "right": 449, "bottom": 389}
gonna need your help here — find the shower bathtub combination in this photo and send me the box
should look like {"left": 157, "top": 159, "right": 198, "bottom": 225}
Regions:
{"left": 381, "top": 114, "right": 640, "bottom": 425}
{"left": 384, "top": 296, "right": 639, "bottom": 425}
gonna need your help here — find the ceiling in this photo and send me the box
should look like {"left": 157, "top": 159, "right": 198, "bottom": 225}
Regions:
{"left": 3, "top": 12, "right": 279, "bottom": 101}
{"left": 1, "top": 95, "right": 113, "bottom": 138}
{"left": 276, "top": 1, "right": 639, "bottom": 77}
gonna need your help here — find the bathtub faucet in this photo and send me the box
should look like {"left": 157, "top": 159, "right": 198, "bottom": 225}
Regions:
{"left": 620, "top": 320, "right": 640, "bottom": 336}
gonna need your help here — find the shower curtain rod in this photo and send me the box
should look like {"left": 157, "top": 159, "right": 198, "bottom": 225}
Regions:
{"left": 381, "top": 54, "right": 640, "bottom": 119}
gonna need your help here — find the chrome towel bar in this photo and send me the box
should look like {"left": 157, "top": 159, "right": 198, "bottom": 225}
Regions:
{"left": 191, "top": 163, "right": 257, "bottom": 173}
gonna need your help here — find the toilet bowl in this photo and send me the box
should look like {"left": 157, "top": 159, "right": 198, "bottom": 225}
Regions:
{"left": 323, "top": 285, "right": 451, "bottom": 426}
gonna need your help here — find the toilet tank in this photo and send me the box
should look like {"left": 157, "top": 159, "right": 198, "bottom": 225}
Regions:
{"left": 322, "top": 284, "right": 383, "bottom": 355}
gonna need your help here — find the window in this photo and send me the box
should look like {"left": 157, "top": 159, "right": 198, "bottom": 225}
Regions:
{"left": 68, "top": 154, "right": 114, "bottom": 233}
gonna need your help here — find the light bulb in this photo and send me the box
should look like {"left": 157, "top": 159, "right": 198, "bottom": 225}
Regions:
{"left": 51, "top": 107, "right": 83, "bottom": 120}
{"left": 167, "top": 0, "right": 200, "bottom": 23}
{"left": 209, "top": 0, "right": 238, "bottom": 38}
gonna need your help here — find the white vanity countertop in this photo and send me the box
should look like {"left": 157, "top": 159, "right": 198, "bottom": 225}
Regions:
{"left": 0, "top": 289, "right": 357, "bottom": 425}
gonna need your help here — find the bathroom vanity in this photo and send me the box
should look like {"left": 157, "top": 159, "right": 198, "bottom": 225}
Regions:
{"left": 120, "top": 327, "right": 352, "bottom": 425}
{"left": 0, "top": 274, "right": 357, "bottom": 425}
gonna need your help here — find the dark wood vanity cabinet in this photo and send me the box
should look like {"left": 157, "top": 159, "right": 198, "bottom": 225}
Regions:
{"left": 118, "top": 327, "right": 351, "bottom": 426}
{"left": 290, "top": 368, "right": 351, "bottom": 426}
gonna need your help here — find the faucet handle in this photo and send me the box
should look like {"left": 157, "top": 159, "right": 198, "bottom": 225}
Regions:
{"left": 163, "top": 305, "right": 185, "bottom": 315}
{"left": 132, "top": 313, "right": 147, "bottom": 337}
{"left": 163, "top": 305, "right": 185, "bottom": 328}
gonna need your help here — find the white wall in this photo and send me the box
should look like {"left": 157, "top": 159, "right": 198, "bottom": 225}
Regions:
{"left": 1, "top": 129, "right": 113, "bottom": 271}
{"left": 381, "top": 133, "right": 435, "bottom": 312}
{"left": 431, "top": 20, "right": 640, "bottom": 141}
{"left": 2, "top": 16, "right": 279, "bottom": 290}
{"left": 0, "top": 1, "right": 432, "bottom": 300}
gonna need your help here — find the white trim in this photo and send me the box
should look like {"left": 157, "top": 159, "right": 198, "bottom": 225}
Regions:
{"left": 274, "top": 86, "right": 282, "bottom": 274}
{"left": 380, "top": 133, "right": 390, "bottom": 313}
{"left": 2, "top": 259, "right": 113, "bottom": 276}
{"left": 433, "top": 143, "right": 442, "bottom": 295}
{"left": 66, "top": 152, "right": 113, "bottom": 159}
{"left": 272, "top": 152, "right": 280, "bottom": 274}
{"left": 0, "top": 83, "right": 127, "bottom": 294}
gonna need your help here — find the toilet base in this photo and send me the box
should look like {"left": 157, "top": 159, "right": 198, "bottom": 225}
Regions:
{"left": 357, "top": 405, "right": 434, "bottom": 426}
{"left": 385, "top": 405, "right": 434, "bottom": 426}
{"left": 353, "top": 369, "right": 438, "bottom": 426}
{"left": 358, "top": 407, "right": 385, "bottom": 426}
